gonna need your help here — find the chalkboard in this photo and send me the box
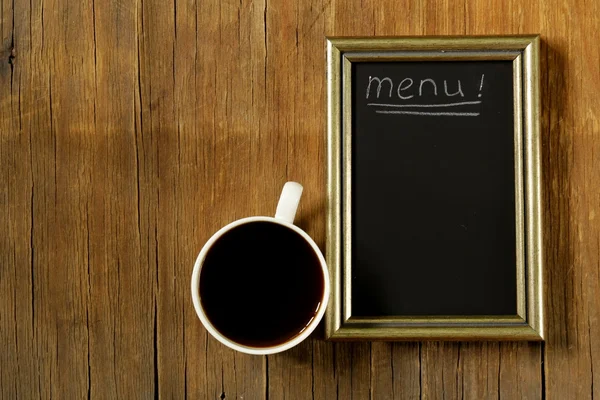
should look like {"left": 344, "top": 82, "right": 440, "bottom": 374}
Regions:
{"left": 351, "top": 61, "right": 517, "bottom": 316}
{"left": 325, "top": 36, "right": 544, "bottom": 341}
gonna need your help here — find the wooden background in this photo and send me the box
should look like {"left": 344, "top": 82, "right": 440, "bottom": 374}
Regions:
{"left": 1, "top": 0, "right": 598, "bottom": 397}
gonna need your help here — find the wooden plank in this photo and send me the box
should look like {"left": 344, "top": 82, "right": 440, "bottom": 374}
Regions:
{"left": 136, "top": 0, "right": 176, "bottom": 396}
{"left": 3, "top": 0, "right": 53, "bottom": 396}
{"left": 459, "top": 343, "right": 501, "bottom": 400}
{"left": 268, "top": 340, "right": 314, "bottom": 399}
{"left": 313, "top": 339, "right": 338, "bottom": 400}
{"left": 87, "top": 0, "right": 155, "bottom": 397}
{"left": 421, "top": 342, "right": 461, "bottom": 399}
{"left": 540, "top": 0, "right": 600, "bottom": 397}
{"left": 497, "top": 343, "right": 543, "bottom": 400}
{"left": 371, "top": 343, "right": 394, "bottom": 400}
{"left": 318, "top": 342, "right": 411, "bottom": 400}
{"left": 336, "top": 343, "right": 371, "bottom": 400}
{"left": 392, "top": 343, "right": 421, "bottom": 400}
{"left": 204, "top": 338, "right": 238, "bottom": 400}
{"left": 0, "top": 0, "right": 36, "bottom": 397}
{"left": 176, "top": 0, "right": 212, "bottom": 397}
{"left": 24, "top": 0, "right": 97, "bottom": 397}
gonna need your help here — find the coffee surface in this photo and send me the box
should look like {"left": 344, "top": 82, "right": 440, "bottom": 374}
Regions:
{"left": 199, "top": 222, "right": 324, "bottom": 347}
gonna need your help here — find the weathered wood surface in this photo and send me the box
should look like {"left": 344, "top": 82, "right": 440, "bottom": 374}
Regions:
{"left": 1, "top": 0, "right": 598, "bottom": 398}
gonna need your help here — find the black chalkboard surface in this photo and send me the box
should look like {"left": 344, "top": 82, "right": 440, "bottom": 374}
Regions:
{"left": 350, "top": 61, "right": 517, "bottom": 316}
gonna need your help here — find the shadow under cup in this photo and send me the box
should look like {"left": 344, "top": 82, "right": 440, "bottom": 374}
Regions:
{"left": 197, "top": 221, "right": 325, "bottom": 348}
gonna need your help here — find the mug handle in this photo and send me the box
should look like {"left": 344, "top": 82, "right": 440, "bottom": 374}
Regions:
{"left": 275, "top": 182, "right": 303, "bottom": 224}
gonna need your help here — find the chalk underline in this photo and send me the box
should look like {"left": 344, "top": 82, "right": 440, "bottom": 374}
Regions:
{"left": 368, "top": 100, "right": 482, "bottom": 108}
{"left": 375, "top": 110, "right": 480, "bottom": 117}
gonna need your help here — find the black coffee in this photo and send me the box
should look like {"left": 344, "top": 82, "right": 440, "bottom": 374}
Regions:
{"left": 199, "top": 222, "right": 324, "bottom": 347}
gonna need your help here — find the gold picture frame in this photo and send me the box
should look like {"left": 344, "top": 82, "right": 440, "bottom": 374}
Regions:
{"left": 325, "top": 36, "right": 543, "bottom": 341}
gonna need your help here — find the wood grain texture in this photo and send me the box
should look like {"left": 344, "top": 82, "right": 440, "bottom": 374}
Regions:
{"left": 1, "top": 0, "right": 598, "bottom": 398}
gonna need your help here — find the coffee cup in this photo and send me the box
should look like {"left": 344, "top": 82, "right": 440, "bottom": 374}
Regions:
{"left": 191, "top": 182, "right": 330, "bottom": 355}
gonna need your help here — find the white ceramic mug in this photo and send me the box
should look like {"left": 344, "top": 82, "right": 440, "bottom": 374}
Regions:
{"left": 191, "top": 182, "right": 330, "bottom": 355}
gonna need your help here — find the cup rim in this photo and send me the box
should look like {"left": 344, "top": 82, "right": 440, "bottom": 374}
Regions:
{"left": 190, "top": 216, "right": 331, "bottom": 355}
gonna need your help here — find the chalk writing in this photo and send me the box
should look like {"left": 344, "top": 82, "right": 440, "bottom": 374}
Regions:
{"left": 368, "top": 101, "right": 481, "bottom": 108}
{"left": 366, "top": 77, "right": 394, "bottom": 99}
{"left": 375, "top": 111, "right": 480, "bottom": 116}
{"left": 478, "top": 74, "right": 485, "bottom": 98}
{"left": 418, "top": 79, "right": 438, "bottom": 96}
{"left": 397, "top": 78, "right": 413, "bottom": 99}
{"left": 444, "top": 80, "right": 464, "bottom": 97}
{"left": 366, "top": 74, "right": 485, "bottom": 117}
